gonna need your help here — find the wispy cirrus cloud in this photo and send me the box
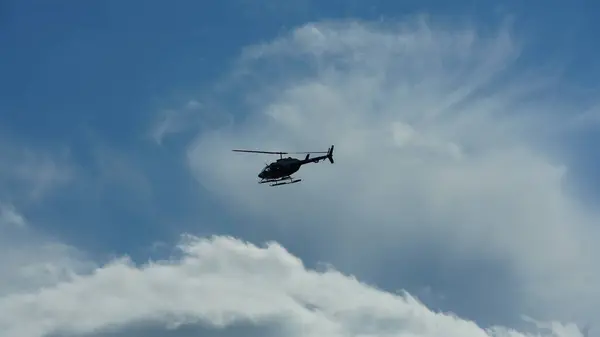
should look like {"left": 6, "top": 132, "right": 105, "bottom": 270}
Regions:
{"left": 182, "top": 15, "right": 600, "bottom": 327}
{"left": 0, "top": 203, "right": 94, "bottom": 298}
{"left": 0, "top": 140, "right": 74, "bottom": 202}
{"left": 0, "top": 140, "right": 93, "bottom": 299}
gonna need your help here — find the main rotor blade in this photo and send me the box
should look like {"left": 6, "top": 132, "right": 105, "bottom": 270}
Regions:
{"left": 232, "top": 149, "right": 287, "bottom": 154}
{"left": 232, "top": 150, "right": 327, "bottom": 154}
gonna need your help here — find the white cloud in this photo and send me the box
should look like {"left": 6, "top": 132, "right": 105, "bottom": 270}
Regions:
{"left": 0, "top": 204, "right": 94, "bottom": 298}
{"left": 0, "top": 203, "right": 26, "bottom": 228}
{"left": 0, "top": 235, "right": 589, "bottom": 337}
{"left": 0, "top": 142, "right": 93, "bottom": 299}
{"left": 183, "top": 16, "right": 600, "bottom": 325}
{"left": 87, "top": 143, "right": 154, "bottom": 205}
{"left": 151, "top": 108, "right": 192, "bottom": 145}
{"left": 150, "top": 99, "right": 232, "bottom": 145}
{"left": 0, "top": 135, "right": 589, "bottom": 335}
{"left": 0, "top": 140, "right": 74, "bottom": 202}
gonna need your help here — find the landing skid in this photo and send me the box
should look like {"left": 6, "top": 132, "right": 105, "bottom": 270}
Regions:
{"left": 270, "top": 179, "right": 301, "bottom": 186}
{"left": 259, "top": 176, "right": 302, "bottom": 187}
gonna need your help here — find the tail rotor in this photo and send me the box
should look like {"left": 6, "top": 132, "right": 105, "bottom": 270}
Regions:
{"left": 327, "top": 145, "right": 334, "bottom": 164}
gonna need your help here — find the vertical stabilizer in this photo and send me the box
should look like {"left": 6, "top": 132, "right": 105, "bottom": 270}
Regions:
{"left": 327, "top": 145, "right": 334, "bottom": 164}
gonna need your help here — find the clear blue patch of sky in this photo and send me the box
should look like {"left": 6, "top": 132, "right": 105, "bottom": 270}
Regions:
{"left": 2, "top": 0, "right": 600, "bottom": 260}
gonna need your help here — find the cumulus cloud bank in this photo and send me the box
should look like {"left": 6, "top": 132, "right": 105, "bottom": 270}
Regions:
{"left": 0, "top": 142, "right": 590, "bottom": 336}
{"left": 183, "top": 16, "right": 600, "bottom": 326}
{"left": 0, "top": 234, "right": 588, "bottom": 337}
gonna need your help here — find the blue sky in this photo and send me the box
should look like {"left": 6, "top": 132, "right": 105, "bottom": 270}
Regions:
{"left": 2, "top": 1, "right": 600, "bottom": 336}
{"left": 3, "top": 0, "right": 599, "bottom": 256}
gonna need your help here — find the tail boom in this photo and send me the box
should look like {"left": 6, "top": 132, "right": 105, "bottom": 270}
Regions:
{"left": 299, "top": 145, "right": 334, "bottom": 165}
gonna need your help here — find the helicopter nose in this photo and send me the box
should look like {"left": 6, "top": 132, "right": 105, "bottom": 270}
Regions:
{"left": 258, "top": 172, "right": 264, "bottom": 178}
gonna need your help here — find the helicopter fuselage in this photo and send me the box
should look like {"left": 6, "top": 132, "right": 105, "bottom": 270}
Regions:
{"left": 258, "top": 157, "right": 302, "bottom": 179}
{"left": 258, "top": 151, "right": 332, "bottom": 180}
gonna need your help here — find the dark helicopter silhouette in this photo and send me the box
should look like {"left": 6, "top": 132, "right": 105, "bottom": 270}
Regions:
{"left": 232, "top": 145, "right": 334, "bottom": 186}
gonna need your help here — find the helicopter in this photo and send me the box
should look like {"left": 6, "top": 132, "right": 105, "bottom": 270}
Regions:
{"left": 232, "top": 145, "right": 334, "bottom": 186}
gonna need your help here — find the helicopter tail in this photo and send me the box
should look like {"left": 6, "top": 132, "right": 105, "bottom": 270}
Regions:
{"left": 327, "top": 145, "right": 334, "bottom": 164}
